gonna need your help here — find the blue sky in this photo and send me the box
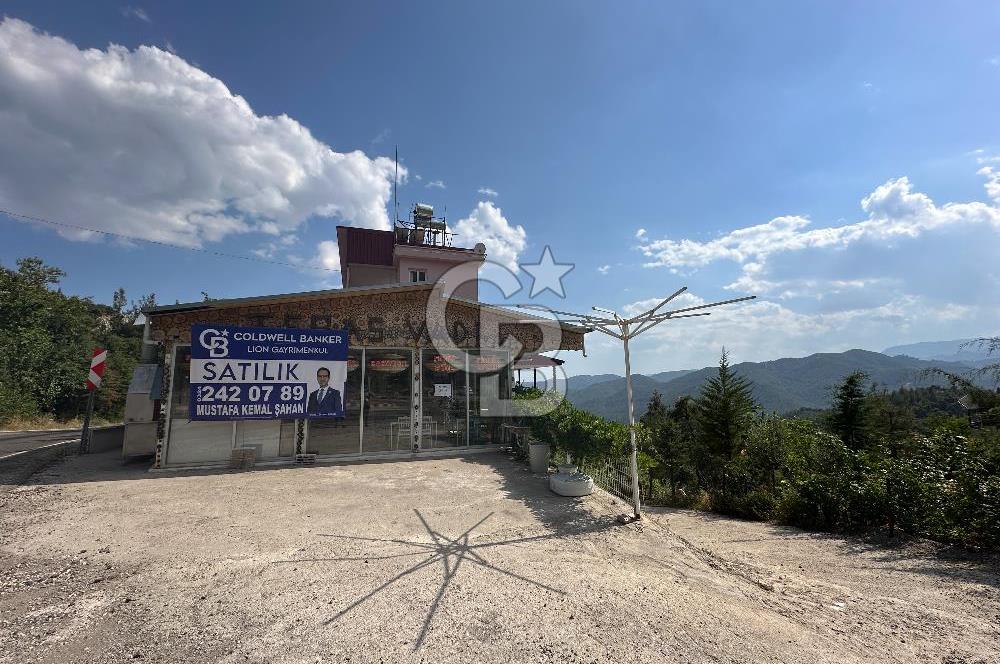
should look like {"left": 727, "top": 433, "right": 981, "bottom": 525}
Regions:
{"left": 2, "top": 2, "right": 999, "bottom": 376}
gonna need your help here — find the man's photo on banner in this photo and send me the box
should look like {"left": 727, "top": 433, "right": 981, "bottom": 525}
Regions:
{"left": 305, "top": 363, "right": 346, "bottom": 419}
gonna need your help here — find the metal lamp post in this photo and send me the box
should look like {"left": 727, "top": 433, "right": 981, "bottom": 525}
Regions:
{"left": 517, "top": 287, "right": 755, "bottom": 520}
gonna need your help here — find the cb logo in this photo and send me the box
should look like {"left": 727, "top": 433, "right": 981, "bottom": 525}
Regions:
{"left": 198, "top": 328, "right": 230, "bottom": 358}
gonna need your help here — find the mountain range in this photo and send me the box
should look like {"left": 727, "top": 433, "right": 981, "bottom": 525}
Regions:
{"left": 883, "top": 338, "right": 994, "bottom": 363}
{"left": 564, "top": 346, "right": 991, "bottom": 422}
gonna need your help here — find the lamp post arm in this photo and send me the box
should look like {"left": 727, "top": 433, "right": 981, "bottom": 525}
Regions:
{"left": 661, "top": 294, "right": 756, "bottom": 317}
{"left": 590, "top": 324, "right": 624, "bottom": 339}
{"left": 625, "top": 286, "right": 688, "bottom": 325}
{"left": 631, "top": 311, "right": 712, "bottom": 337}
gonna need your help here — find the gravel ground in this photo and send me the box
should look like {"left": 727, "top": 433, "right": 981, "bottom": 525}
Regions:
{"left": 1, "top": 450, "right": 998, "bottom": 664}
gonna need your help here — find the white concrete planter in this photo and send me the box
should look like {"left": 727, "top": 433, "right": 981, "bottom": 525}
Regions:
{"left": 549, "top": 470, "right": 594, "bottom": 497}
{"left": 528, "top": 443, "right": 550, "bottom": 474}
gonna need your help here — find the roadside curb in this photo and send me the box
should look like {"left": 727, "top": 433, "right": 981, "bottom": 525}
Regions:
{"left": 0, "top": 438, "right": 80, "bottom": 461}
{"left": 0, "top": 428, "right": 80, "bottom": 434}
{"left": 0, "top": 439, "right": 79, "bottom": 485}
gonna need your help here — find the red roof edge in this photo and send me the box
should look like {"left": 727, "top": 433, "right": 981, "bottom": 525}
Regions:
{"left": 336, "top": 226, "right": 395, "bottom": 268}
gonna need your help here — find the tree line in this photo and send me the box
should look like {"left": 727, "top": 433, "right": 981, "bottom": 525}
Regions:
{"left": 0, "top": 257, "right": 154, "bottom": 426}
{"left": 519, "top": 347, "right": 1000, "bottom": 550}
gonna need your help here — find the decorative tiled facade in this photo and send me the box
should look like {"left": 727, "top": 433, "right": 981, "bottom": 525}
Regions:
{"left": 148, "top": 289, "right": 585, "bottom": 355}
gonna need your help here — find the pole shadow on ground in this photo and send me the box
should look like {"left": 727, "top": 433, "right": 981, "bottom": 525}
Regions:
{"left": 273, "top": 509, "right": 590, "bottom": 651}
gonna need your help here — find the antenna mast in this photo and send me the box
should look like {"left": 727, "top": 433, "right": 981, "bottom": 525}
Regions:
{"left": 393, "top": 146, "right": 399, "bottom": 224}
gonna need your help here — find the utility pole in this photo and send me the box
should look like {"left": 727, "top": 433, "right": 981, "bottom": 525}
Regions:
{"left": 80, "top": 390, "right": 95, "bottom": 454}
{"left": 517, "top": 288, "right": 754, "bottom": 520}
{"left": 621, "top": 320, "right": 642, "bottom": 519}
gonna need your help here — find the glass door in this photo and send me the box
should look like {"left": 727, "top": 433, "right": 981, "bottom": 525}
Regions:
{"left": 420, "top": 350, "right": 468, "bottom": 448}
{"left": 362, "top": 349, "right": 413, "bottom": 452}
{"left": 468, "top": 351, "right": 510, "bottom": 446}
{"left": 307, "top": 349, "right": 363, "bottom": 455}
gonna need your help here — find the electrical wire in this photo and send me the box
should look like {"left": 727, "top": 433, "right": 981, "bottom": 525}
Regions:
{"left": 0, "top": 207, "right": 340, "bottom": 273}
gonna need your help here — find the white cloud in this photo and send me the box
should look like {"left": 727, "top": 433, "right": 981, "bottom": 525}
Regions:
{"left": 371, "top": 128, "right": 390, "bottom": 145}
{"left": 635, "top": 228, "right": 647, "bottom": 239}
{"left": 121, "top": 6, "right": 151, "bottom": 23}
{"left": 0, "top": 18, "right": 402, "bottom": 248}
{"left": 314, "top": 240, "right": 341, "bottom": 272}
{"left": 566, "top": 171, "right": 1000, "bottom": 375}
{"left": 978, "top": 165, "right": 1000, "bottom": 203}
{"left": 252, "top": 234, "right": 299, "bottom": 260}
{"left": 414, "top": 174, "right": 422, "bottom": 181}
{"left": 279, "top": 240, "right": 341, "bottom": 288}
{"left": 608, "top": 291, "right": 995, "bottom": 372}
{"left": 453, "top": 201, "right": 526, "bottom": 271}
{"left": 426, "top": 180, "right": 446, "bottom": 189}
{"left": 638, "top": 173, "right": 1000, "bottom": 295}
{"left": 477, "top": 187, "right": 498, "bottom": 197}
{"left": 597, "top": 264, "right": 610, "bottom": 275}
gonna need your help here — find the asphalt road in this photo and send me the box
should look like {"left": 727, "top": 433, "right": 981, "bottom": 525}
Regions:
{"left": 0, "top": 429, "right": 80, "bottom": 459}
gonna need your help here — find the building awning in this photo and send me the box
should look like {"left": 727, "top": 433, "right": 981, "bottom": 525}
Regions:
{"left": 512, "top": 354, "right": 565, "bottom": 369}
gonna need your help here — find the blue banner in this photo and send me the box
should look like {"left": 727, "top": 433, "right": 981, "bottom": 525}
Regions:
{"left": 189, "top": 324, "right": 348, "bottom": 421}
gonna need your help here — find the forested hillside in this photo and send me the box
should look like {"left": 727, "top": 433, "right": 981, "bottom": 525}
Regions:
{"left": 569, "top": 349, "right": 983, "bottom": 421}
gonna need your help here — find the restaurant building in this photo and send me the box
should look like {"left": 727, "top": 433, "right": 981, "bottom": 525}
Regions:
{"left": 140, "top": 207, "right": 587, "bottom": 468}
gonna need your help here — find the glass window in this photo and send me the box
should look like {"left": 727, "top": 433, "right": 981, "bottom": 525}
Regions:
{"left": 409, "top": 269, "right": 426, "bottom": 283}
{"left": 307, "top": 349, "right": 363, "bottom": 455}
{"left": 468, "top": 350, "right": 510, "bottom": 446}
{"left": 421, "top": 350, "right": 468, "bottom": 448}
{"left": 363, "top": 349, "right": 413, "bottom": 452}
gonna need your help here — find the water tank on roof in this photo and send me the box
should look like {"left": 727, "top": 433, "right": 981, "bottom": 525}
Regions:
{"left": 413, "top": 203, "right": 434, "bottom": 221}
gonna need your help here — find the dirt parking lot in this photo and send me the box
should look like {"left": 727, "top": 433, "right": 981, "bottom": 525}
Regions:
{"left": 1, "top": 450, "right": 998, "bottom": 664}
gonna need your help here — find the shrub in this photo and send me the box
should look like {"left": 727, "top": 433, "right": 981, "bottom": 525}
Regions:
{"left": 0, "top": 382, "right": 39, "bottom": 426}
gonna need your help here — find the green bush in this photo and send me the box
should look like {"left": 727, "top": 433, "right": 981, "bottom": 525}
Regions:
{"left": 518, "top": 395, "right": 620, "bottom": 468}
{"left": 0, "top": 382, "right": 39, "bottom": 426}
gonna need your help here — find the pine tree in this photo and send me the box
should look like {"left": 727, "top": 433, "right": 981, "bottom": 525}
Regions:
{"left": 828, "top": 370, "right": 871, "bottom": 450}
{"left": 640, "top": 391, "right": 670, "bottom": 498}
{"left": 667, "top": 395, "right": 699, "bottom": 496}
{"left": 640, "top": 390, "right": 668, "bottom": 431}
{"left": 696, "top": 348, "right": 757, "bottom": 459}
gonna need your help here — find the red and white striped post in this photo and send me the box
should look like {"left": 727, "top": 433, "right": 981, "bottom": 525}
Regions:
{"left": 80, "top": 347, "right": 107, "bottom": 454}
